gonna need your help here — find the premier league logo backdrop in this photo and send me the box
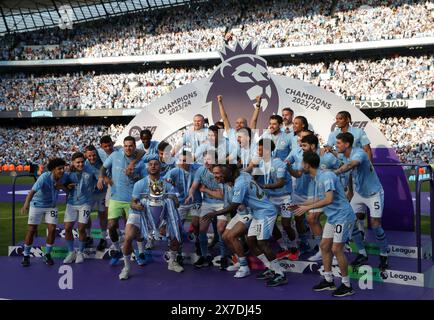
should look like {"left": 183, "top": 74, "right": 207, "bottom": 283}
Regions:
{"left": 118, "top": 41, "right": 414, "bottom": 231}
{"left": 206, "top": 42, "right": 279, "bottom": 130}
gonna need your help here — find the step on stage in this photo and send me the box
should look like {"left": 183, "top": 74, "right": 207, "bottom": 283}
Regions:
{"left": 2, "top": 229, "right": 434, "bottom": 300}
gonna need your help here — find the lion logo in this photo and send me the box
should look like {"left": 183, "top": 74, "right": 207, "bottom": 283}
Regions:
{"left": 206, "top": 42, "right": 279, "bottom": 129}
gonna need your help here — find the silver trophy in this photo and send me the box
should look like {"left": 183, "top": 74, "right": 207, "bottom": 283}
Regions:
{"left": 138, "top": 181, "right": 182, "bottom": 242}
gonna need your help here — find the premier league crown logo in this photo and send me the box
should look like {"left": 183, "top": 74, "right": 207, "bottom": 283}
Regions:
{"left": 206, "top": 41, "right": 279, "bottom": 130}
{"left": 149, "top": 179, "right": 165, "bottom": 206}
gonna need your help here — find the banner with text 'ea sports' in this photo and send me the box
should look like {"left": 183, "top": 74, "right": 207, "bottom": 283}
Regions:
{"left": 118, "top": 42, "right": 413, "bottom": 231}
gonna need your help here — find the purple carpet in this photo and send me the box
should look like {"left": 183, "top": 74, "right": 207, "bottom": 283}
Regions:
{"left": 1, "top": 257, "right": 434, "bottom": 300}
{"left": 3, "top": 229, "right": 434, "bottom": 300}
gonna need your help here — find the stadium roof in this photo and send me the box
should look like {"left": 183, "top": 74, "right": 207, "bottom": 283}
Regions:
{"left": 0, "top": 0, "right": 197, "bottom": 35}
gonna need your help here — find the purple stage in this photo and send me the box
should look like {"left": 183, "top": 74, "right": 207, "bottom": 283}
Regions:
{"left": 3, "top": 229, "right": 434, "bottom": 300}
{"left": 1, "top": 256, "right": 434, "bottom": 300}
{"left": 2, "top": 184, "right": 433, "bottom": 300}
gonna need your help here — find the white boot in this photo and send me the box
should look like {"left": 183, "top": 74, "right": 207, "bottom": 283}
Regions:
{"left": 75, "top": 251, "right": 85, "bottom": 264}
{"left": 168, "top": 260, "right": 184, "bottom": 273}
{"left": 119, "top": 267, "right": 130, "bottom": 280}
{"left": 234, "top": 266, "right": 250, "bottom": 278}
{"left": 227, "top": 262, "right": 240, "bottom": 272}
{"left": 63, "top": 251, "right": 76, "bottom": 264}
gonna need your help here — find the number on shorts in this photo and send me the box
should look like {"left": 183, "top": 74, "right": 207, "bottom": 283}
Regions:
{"left": 256, "top": 223, "right": 262, "bottom": 234}
{"left": 83, "top": 210, "right": 91, "bottom": 218}
{"left": 335, "top": 224, "right": 342, "bottom": 234}
{"left": 374, "top": 201, "right": 380, "bottom": 210}
{"left": 193, "top": 203, "right": 202, "bottom": 210}
{"left": 50, "top": 210, "right": 57, "bottom": 218}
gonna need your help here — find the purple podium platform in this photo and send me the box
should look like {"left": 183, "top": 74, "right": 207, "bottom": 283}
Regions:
{"left": 3, "top": 228, "right": 434, "bottom": 300}
{"left": 1, "top": 256, "right": 434, "bottom": 300}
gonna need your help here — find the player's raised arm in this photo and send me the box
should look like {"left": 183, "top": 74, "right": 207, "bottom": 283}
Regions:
{"left": 217, "top": 95, "right": 232, "bottom": 134}
{"left": 249, "top": 96, "right": 262, "bottom": 129}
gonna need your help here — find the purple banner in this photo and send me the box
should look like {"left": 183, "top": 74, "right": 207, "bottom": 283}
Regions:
{"left": 373, "top": 147, "right": 414, "bottom": 231}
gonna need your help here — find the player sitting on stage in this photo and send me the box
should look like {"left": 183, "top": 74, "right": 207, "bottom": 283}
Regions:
{"left": 216, "top": 165, "right": 253, "bottom": 278}
{"left": 202, "top": 164, "right": 287, "bottom": 287}
{"left": 20, "top": 158, "right": 67, "bottom": 267}
{"left": 294, "top": 151, "right": 356, "bottom": 297}
{"left": 186, "top": 150, "right": 225, "bottom": 268}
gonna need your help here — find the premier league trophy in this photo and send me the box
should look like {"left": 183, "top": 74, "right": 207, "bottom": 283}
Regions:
{"left": 139, "top": 179, "right": 182, "bottom": 243}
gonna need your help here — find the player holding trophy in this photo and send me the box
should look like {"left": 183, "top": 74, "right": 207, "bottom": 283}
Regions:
{"left": 119, "top": 159, "right": 182, "bottom": 280}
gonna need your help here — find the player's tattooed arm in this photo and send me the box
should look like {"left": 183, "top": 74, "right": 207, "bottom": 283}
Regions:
{"left": 184, "top": 180, "right": 200, "bottom": 204}
{"left": 285, "top": 160, "right": 302, "bottom": 178}
{"left": 125, "top": 150, "right": 146, "bottom": 176}
{"left": 363, "top": 144, "right": 373, "bottom": 162}
{"left": 346, "top": 174, "right": 354, "bottom": 201}
{"left": 130, "top": 198, "right": 144, "bottom": 211}
{"left": 21, "top": 190, "right": 36, "bottom": 215}
{"left": 168, "top": 194, "right": 180, "bottom": 208}
{"left": 321, "top": 146, "right": 339, "bottom": 159}
{"left": 334, "top": 160, "right": 360, "bottom": 175}
{"left": 97, "top": 166, "right": 108, "bottom": 190}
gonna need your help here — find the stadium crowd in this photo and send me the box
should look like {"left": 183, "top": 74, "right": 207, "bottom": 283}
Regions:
{"left": 0, "top": 118, "right": 432, "bottom": 167}
{"left": 372, "top": 116, "right": 434, "bottom": 164}
{"left": 0, "top": 0, "right": 432, "bottom": 60}
{"left": 0, "top": 54, "right": 432, "bottom": 112}
{"left": 0, "top": 124, "right": 125, "bottom": 166}
{"left": 0, "top": 68, "right": 212, "bottom": 111}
